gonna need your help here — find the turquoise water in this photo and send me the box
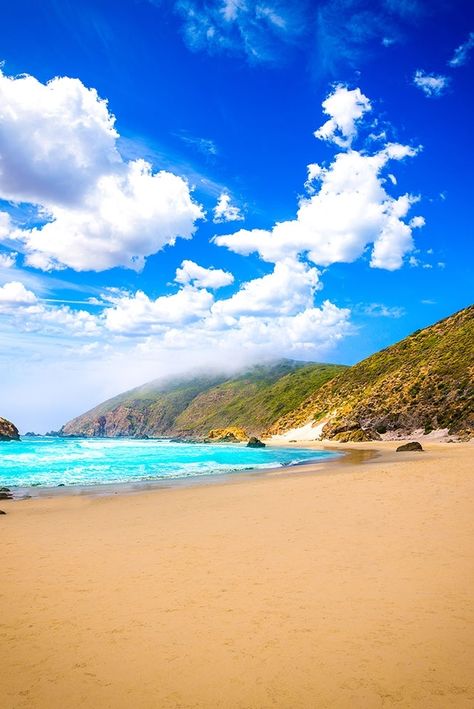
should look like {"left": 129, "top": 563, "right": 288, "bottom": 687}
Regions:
{"left": 0, "top": 436, "right": 337, "bottom": 488}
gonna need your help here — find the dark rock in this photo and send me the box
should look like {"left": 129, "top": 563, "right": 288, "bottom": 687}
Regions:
{"left": 0, "top": 491, "right": 13, "bottom": 500}
{"left": 0, "top": 487, "right": 11, "bottom": 492}
{"left": 58, "top": 483, "right": 65, "bottom": 487}
{"left": 0, "top": 416, "right": 20, "bottom": 441}
{"left": 0, "top": 510, "right": 6, "bottom": 515}
{"left": 396, "top": 441, "right": 423, "bottom": 452}
{"left": 247, "top": 436, "right": 266, "bottom": 448}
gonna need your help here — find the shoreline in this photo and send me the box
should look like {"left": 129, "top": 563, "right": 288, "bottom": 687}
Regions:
{"left": 2, "top": 440, "right": 473, "bottom": 708}
{"left": 1, "top": 440, "right": 349, "bottom": 499}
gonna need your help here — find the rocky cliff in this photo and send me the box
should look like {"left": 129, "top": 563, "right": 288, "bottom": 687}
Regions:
{"left": 0, "top": 417, "right": 20, "bottom": 441}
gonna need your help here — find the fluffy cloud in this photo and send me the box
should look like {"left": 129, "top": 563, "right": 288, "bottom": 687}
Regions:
{"left": 215, "top": 87, "right": 423, "bottom": 271}
{"left": 175, "top": 259, "right": 234, "bottom": 289}
{"left": 0, "top": 281, "right": 38, "bottom": 309}
{"left": 213, "top": 193, "right": 244, "bottom": 223}
{"left": 215, "top": 143, "right": 422, "bottom": 271}
{"left": 448, "top": 32, "right": 474, "bottom": 68}
{"left": 413, "top": 70, "right": 449, "bottom": 97}
{"left": 0, "top": 281, "right": 98, "bottom": 334}
{"left": 0, "top": 69, "right": 204, "bottom": 272}
{"left": 314, "top": 85, "right": 371, "bottom": 147}
{"left": 103, "top": 286, "right": 215, "bottom": 334}
{"left": 211, "top": 259, "right": 319, "bottom": 319}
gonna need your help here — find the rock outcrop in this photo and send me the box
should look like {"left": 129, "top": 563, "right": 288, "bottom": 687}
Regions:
{"left": 247, "top": 436, "right": 265, "bottom": 448}
{"left": 207, "top": 427, "right": 248, "bottom": 442}
{"left": 0, "top": 417, "right": 20, "bottom": 441}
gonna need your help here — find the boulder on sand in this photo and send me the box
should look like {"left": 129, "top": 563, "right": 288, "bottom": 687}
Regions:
{"left": 396, "top": 441, "right": 423, "bottom": 452}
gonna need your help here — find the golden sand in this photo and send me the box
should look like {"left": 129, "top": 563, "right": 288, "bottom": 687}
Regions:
{"left": 1, "top": 441, "right": 473, "bottom": 708}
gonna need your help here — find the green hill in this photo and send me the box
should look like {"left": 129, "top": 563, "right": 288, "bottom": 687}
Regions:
{"left": 268, "top": 305, "right": 474, "bottom": 440}
{"left": 60, "top": 360, "right": 346, "bottom": 438}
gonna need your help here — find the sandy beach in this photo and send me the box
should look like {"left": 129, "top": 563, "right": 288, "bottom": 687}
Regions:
{"left": 1, "top": 441, "right": 473, "bottom": 708}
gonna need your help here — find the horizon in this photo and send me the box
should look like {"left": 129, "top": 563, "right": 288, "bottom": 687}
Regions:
{"left": 0, "top": 0, "right": 473, "bottom": 431}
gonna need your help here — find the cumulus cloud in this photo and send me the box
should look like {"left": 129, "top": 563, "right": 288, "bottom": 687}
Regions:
{"left": 0, "top": 281, "right": 38, "bottom": 308}
{"left": 215, "top": 86, "right": 423, "bottom": 272}
{"left": 216, "top": 146, "right": 422, "bottom": 271}
{"left": 0, "top": 69, "right": 204, "bottom": 272}
{"left": 211, "top": 259, "right": 319, "bottom": 319}
{"left": 314, "top": 85, "right": 371, "bottom": 147}
{"left": 103, "top": 286, "right": 215, "bottom": 334}
{"left": 0, "top": 281, "right": 98, "bottom": 334}
{"left": 448, "top": 31, "right": 474, "bottom": 68}
{"left": 213, "top": 192, "right": 244, "bottom": 223}
{"left": 413, "top": 69, "right": 449, "bottom": 97}
{"left": 175, "top": 259, "right": 234, "bottom": 289}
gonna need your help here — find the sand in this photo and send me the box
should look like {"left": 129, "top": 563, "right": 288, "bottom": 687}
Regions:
{"left": 1, "top": 441, "right": 474, "bottom": 708}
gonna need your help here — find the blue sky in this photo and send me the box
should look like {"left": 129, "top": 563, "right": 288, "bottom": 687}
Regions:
{"left": 0, "top": 0, "right": 473, "bottom": 431}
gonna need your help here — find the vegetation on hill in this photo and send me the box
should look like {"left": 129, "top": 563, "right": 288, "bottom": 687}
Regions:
{"left": 61, "top": 360, "right": 346, "bottom": 438}
{"left": 268, "top": 305, "right": 474, "bottom": 439}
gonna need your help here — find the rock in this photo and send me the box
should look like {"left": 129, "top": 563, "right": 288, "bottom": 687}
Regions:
{"left": 207, "top": 427, "right": 248, "bottom": 443}
{"left": 396, "top": 441, "right": 423, "bottom": 452}
{"left": 0, "top": 510, "right": 6, "bottom": 515}
{"left": 332, "top": 428, "right": 381, "bottom": 443}
{"left": 0, "top": 416, "right": 20, "bottom": 441}
{"left": 247, "top": 436, "right": 266, "bottom": 448}
{"left": 0, "top": 491, "right": 13, "bottom": 500}
{"left": 0, "top": 487, "right": 11, "bottom": 492}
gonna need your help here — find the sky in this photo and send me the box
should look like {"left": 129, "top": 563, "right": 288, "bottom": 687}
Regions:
{"left": 0, "top": 0, "right": 473, "bottom": 432}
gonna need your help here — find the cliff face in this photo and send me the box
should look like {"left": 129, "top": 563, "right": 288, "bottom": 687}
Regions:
{"left": 0, "top": 417, "right": 20, "bottom": 441}
{"left": 61, "top": 361, "right": 345, "bottom": 438}
{"left": 268, "top": 305, "right": 474, "bottom": 440}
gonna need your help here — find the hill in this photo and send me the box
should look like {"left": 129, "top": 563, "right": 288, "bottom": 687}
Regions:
{"left": 268, "top": 305, "right": 474, "bottom": 440}
{"left": 60, "top": 360, "right": 346, "bottom": 438}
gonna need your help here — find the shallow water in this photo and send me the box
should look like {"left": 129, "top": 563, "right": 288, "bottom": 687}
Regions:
{"left": 0, "top": 436, "right": 338, "bottom": 488}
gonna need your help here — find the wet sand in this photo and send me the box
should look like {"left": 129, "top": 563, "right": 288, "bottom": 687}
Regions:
{"left": 1, "top": 441, "right": 473, "bottom": 708}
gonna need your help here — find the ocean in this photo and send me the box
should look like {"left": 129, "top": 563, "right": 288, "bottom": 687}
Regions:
{"left": 0, "top": 436, "right": 338, "bottom": 489}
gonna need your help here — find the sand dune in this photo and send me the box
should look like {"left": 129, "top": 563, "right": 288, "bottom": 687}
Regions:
{"left": 1, "top": 441, "right": 473, "bottom": 708}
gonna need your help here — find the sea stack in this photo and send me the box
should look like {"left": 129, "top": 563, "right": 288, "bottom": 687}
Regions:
{"left": 0, "top": 417, "right": 20, "bottom": 441}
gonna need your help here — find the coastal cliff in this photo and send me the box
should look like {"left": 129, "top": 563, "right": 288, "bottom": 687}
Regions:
{"left": 268, "top": 305, "right": 473, "bottom": 440}
{"left": 61, "top": 361, "right": 345, "bottom": 439}
{"left": 0, "top": 416, "right": 20, "bottom": 441}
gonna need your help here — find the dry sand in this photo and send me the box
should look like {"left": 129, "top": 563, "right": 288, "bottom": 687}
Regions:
{"left": 1, "top": 441, "right": 473, "bottom": 708}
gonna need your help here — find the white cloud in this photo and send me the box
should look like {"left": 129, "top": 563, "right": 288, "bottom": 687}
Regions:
{"left": 0, "top": 69, "right": 204, "bottom": 272}
{"left": 175, "top": 259, "right": 234, "bottom": 289}
{"left": 314, "top": 85, "right": 371, "bottom": 147}
{"left": 103, "top": 286, "right": 215, "bottom": 334}
{"left": 174, "top": 0, "right": 305, "bottom": 64}
{"left": 0, "top": 281, "right": 38, "bottom": 308}
{"left": 215, "top": 142, "right": 422, "bottom": 271}
{"left": 0, "top": 281, "right": 98, "bottom": 335}
{"left": 213, "top": 192, "right": 244, "bottom": 223}
{"left": 448, "top": 32, "right": 474, "bottom": 68}
{"left": 413, "top": 70, "right": 449, "bottom": 97}
{"left": 211, "top": 259, "right": 319, "bottom": 319}
{"left": 0, "top": 251, "right": 17, "bottom": 268}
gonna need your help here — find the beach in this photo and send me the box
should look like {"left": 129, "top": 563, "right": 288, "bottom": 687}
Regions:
{"left": 1, "top": 441, "right": 473, "bottom": 708}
